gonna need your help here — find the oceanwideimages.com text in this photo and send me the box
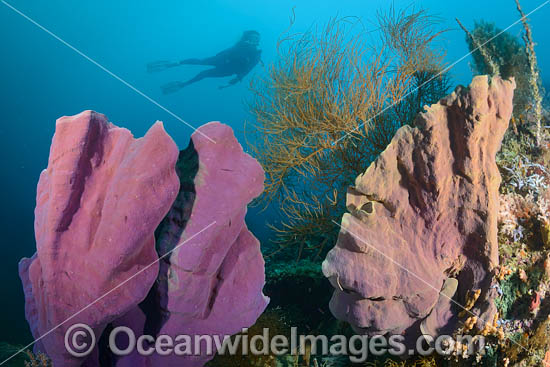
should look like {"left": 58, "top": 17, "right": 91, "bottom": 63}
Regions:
{"left": 65, "top": 323, "right": 485, "bottom": 362}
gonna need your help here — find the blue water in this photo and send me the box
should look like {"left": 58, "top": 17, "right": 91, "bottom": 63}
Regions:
{"left": 1, "top": 0, "right": 548, "bottom": 346}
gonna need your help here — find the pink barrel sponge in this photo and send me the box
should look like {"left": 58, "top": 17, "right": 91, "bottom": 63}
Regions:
{"left": 323, "top": 76, "right": 515, "bottom": 341}
{"left": 19, "top": 111, "right": 180, "bottom": 366}
{"left": 148, "top": 122, "right": 269, "bottom": 367}
{"left": 19, "top": 113, "right": 269, "bottom": 367}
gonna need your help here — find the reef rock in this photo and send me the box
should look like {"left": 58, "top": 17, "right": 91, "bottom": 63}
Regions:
{"left": 323, "top": 76, "right": 515, "bottom": 340}
{"left": 19, "top": 111, "right": 180, "bottom": 366}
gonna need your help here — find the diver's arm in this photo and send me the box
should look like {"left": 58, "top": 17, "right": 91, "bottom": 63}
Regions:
{"left": 218, "top": 77, "right": 240, "bottom": 90}
{"left": 218, "top": 70, "right": 252, "bottom": 90}
{"left": 218, "top": 49, "right": 262, "bottom": 89}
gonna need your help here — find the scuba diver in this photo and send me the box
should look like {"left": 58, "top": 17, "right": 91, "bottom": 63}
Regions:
{"left": 148, "top": 30, "right": 262, "bottom": 93}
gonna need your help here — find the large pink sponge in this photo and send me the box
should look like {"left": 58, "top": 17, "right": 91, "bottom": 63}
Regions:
{"left": 19, "top": 111, "right": 180, "bottom": 366}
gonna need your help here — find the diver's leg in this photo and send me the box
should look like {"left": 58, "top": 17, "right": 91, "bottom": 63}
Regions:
{"left": 179, "top": 58, "right": 202, "bottom": 65}
{"left": 179, "top": 56, "right": 219, "bottom": 66}
{"left": 180, "top": 68, "right": 229, "bottom": 87}
{"left": 161, "top": 81, "right": 187, "bottom": 94}
{"left": 179, "top": 70, "right": 212, "bottom": 87}
{"left": 162, "top": 68, "right": 229, "bottom": 94}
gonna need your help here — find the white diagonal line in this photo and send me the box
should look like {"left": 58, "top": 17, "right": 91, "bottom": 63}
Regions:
{"left": 331, "top": 219, "right": 547, "bottom": 365}
{"left": 1, "top": 0, "right": 216, "bottom": 144}
{"left": 0, "top": 221, "right": 217, "bottom": 366}
{"left": 331, "top": 0, "right": 550, "bottom": 147}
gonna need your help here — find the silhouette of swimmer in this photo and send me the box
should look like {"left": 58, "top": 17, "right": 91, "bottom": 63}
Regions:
{"left": 148, "top": 30, "right": 262, "bottom": 93}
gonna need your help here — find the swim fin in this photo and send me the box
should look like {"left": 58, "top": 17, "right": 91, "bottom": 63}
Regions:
{"left": 147, "top": 60, "right": 180, "bottom": 73}
{"left": 161, "top": 81, "right": 185, "bottom": 94}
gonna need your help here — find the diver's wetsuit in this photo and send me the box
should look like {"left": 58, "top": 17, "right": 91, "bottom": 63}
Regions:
{"left": 154, "top": 30, "right": 262, "bottom": 93}
{"left": 178, "top": 42, "right": 262, "bottom": 88}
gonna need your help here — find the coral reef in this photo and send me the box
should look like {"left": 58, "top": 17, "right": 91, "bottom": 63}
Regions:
{"left": 491, "top": 96, "right": 550, "bottom": 367}
{"left": 264, "top": 260, "right": 337, "bottom": 336}
{"left": 24, "top": 350, "right": 52, "bottom": 367}
{"left": 205, "top": 307, "right": 290, "bottom": 367}
{"left": 18, "top": 112, "right": 268, "bottom": 367}
{"left": 322, "top": 76, "right": 515, "bottom": 342}
{"left": 0, "top": 343, "right": 51, "bottom": 367}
